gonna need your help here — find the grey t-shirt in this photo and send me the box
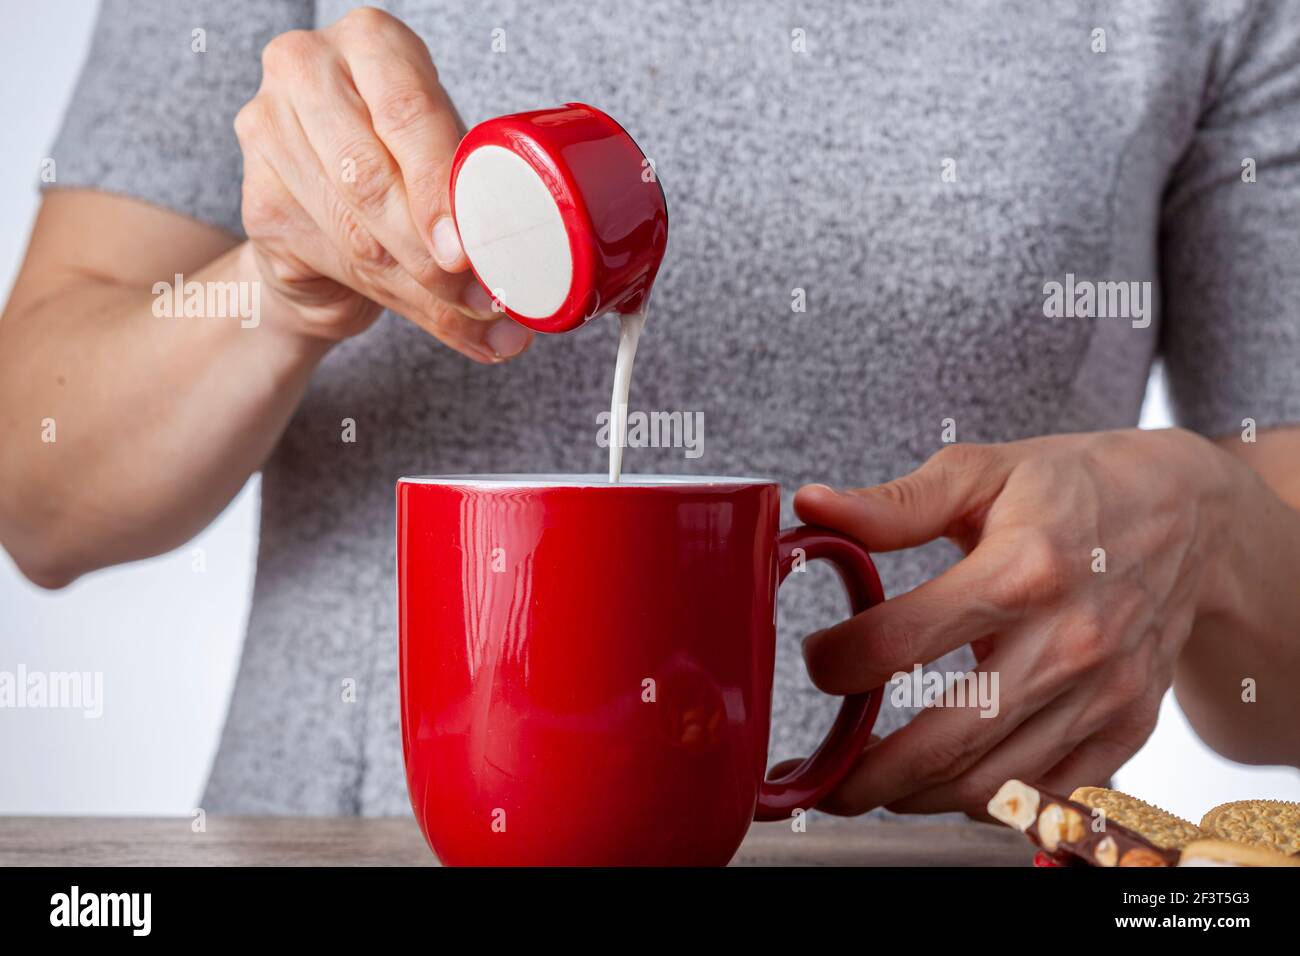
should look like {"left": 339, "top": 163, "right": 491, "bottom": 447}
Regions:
{"left": 48, "top": 0, "right": 1300, "bottom": 815}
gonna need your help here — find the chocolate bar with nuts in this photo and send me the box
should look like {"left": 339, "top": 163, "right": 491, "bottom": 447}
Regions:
{"left": 988, "top": 779, "right": 1180, "bottom": 867}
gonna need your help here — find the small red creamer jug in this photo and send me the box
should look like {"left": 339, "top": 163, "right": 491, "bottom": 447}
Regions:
{"left": 449, "top": 103, "right": 668, "bottom": 334}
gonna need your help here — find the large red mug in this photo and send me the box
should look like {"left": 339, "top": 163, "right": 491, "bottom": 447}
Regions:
{"left": 397, "top": 475, "right": 885, "bottom": 866}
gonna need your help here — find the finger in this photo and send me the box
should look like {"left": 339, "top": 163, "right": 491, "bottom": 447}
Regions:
{"left": 803, "top": 551, "right": 1007, "bottom": 695}
{"left": 287, "top": 64, "right": 478, "bottom": 311}
{"left": 330, "top": 10, "right": 470, "bottom": 272}
{"left": 886, "top": 681, "right": 1101, "bottom": 816}
{"left": 767, "top": 758, "right": 804, "bottom": 780}
{"left": 837, "top": 618, "right": 1137, "bottom": 818}
{"left": 252, "top": 137, "right": 512, "bottom": 360}
{"left": 352, "top": 238, "right": 529, "bottom": 361}
{"left": 814, "top": 634, "right": 1067, "bottom": 816}
{"left": 816, "top": 705, "right": 1015, "bottom": 816}
{"left": 256, "top": 30, "right": 474, "bottom": 308}
{"left": 766, "top": 734, "right": 881, "bottom": 783}
{"left": 407, "top": 303, "right": 534, "bottom": 364}
{"left": 237, "top": 150, "right": 347, "bottom": 308}
{"left": 250, "top": 115, "right": 514, "bottom": 361}
{"left": 1038, "top": 708, "right": 1157, "bottom": 794}
{"left": 795, "top": 443, "right": 1018, "bottom": 554}
{"left": 245, "top": 95, "right": 525, "bottom": 362}
{"left": 372, "top": 262, "right": 529, "bottom": 361}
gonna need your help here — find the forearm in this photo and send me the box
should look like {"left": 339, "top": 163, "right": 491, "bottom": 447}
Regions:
{"left": 1176, "top": 436, "right": 1300, "bottom": 766}
{"left": 0, "top": 242, "right": 330, "bottom": 586}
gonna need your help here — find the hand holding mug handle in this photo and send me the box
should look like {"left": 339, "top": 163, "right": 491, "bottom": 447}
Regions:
{"left": 755, "top": 525, "right": 885, "bottom": 821}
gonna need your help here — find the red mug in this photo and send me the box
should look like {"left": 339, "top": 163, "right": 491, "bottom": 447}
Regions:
{"left": 449, "top": 104, "right": 668, "bottom": 334}
{"left": 397, "top": 475, "right": 885, "bottom": 866}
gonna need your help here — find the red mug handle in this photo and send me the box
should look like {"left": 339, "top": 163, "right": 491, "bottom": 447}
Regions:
{"left": 754, "top": 525, "right": 886, "bottom": 822}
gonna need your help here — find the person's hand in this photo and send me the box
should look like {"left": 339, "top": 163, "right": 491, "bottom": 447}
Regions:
{"left": 790, "top": 427, "right": 1237, "bottom": 818}
{"left": 233, "top": 7, "right": 531, "bottom": 362}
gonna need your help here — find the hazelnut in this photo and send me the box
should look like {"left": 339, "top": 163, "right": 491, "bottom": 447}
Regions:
{"left": 1095, "top": 836, "right": 1118, "bottom": 867}
{"left": 1120, "top": 847, "right": 1169, "bottom": 867}
{"left": 1063, "top": 807, "right": 1086, "bottom": 843}
{"left": 1039, "top": 804, "right": 1068, "bottom": 851}
{"left": 987, "top": 779, "right": 1040, "bottom": 832}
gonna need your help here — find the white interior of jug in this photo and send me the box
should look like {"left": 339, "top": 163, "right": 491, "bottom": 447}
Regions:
{"left": 453, "top": 145, "right": 574, "bottom": 319}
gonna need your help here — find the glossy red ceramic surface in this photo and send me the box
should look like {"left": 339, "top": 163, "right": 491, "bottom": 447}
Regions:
{"left": 397, "top": 477, "right": 884, "bottom": 866}
{"left": 449, "top": 103, "right": 669, "bottom": 333}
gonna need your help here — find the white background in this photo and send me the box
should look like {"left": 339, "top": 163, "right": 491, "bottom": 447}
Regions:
{"left": 1, "top": 1, "right": 1296, "bottom": 820}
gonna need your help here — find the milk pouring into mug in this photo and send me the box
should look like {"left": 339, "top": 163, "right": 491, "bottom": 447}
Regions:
{"left": 605, "top": 310, "right": 647, "bottom": 482}
{"left": 448, "top": 104, "right": 668, "bottom": 481}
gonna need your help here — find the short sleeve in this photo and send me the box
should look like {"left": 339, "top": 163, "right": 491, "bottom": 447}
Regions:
{"left": 43, "top": 0, "right": 314, "bottom": 237}
{"left": 1159, "top": 0, "right": 1300, "bottom": 438}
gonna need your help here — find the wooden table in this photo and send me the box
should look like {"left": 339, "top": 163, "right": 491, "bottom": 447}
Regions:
{"left": 0, "top": 816, "right": 1029, "bottom": 866}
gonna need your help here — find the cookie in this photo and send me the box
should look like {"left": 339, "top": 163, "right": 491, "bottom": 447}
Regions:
{"left": 988, "top": 780, "right": 1179, "bottom": 867}
{"left": 1199, "top": 800, "right": 1300, "bottom": 855}
{"left": 1179, "top": 838, "right": 1300, "bottom": 868}
{"left": 1069, "top": 785, "right": 1204, "bottom": 850}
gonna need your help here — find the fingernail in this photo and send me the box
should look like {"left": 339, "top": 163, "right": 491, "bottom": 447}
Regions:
{"left": 803, "top": 483, "right": 843, "bottom": 497}
{"left": 485, "top": 318, "right": 531, "bottom": 359}
{"left": 463, "top": 281, "right": 496, "bottom": 315}
{"left": 431, "top": 217, "right": 463, "bottom": 268}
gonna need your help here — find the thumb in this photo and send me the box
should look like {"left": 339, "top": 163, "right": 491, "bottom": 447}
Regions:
{"left": 793, "top": 444, "right": 1011, "bottom": 552}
